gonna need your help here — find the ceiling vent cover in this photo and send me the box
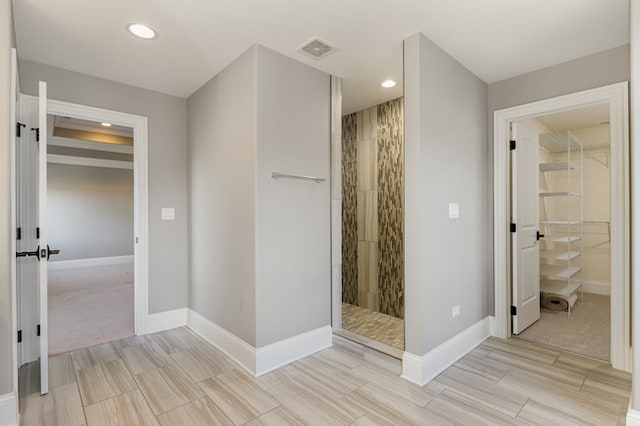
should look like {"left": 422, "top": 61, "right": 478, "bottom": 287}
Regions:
{"left": 298, "top": 37, "right": 336, "bottom": 60}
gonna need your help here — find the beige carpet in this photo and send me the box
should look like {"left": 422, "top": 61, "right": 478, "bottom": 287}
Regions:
{"left": 516, "top": 293, "right": 610, "bottom": 361}
{"left": 48, "top": 262, "right": 134, "bottom": 355}
{"left": 342, "top": 303, "right": 404, "bottom": 350}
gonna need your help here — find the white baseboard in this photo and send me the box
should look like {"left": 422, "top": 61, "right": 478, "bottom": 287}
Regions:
{"left": 48, "top": 255, "right": 134, "bottom": 270}
{"left": 627, "top": 408, "right": 640, "bottom": 425}
{"left": 144, "top": 308, "right": 187, "bottom": 334}
{"left": 488, "top": 315, "right": 497, "bottom": 336}
{"left": 401, "top": 316, "right": 491, "bottom": 386}
{"left": 0, "top": 392, "right": 18, "bottom": 426}
{"left": 187, "top": 309, "right": 257, "bottom": 375}
{"left": 581, "top": 280, "right": 610, "bottom": 296}
{"left": 186, "top": 309, "right": 332, "bottom": 377}
{"left": 255, "top": 325, "right": 332, "bottom": 376}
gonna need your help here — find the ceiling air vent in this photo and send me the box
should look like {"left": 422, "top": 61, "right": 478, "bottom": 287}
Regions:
{"left": 298, "top": 37, "right": 336, "bottom": 60}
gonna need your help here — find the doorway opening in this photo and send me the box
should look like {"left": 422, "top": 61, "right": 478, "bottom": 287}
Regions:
{"left": 330, "top": 47, "right": 406, "bottom": 361}
{"left": 46, "top": 115, "right": 135, "bottom": 355}
{"left": 493, "top": 82, "right": 630, "bottom": 371}
{"left": 510, "top": 106, "right": 611, "bottom": 361}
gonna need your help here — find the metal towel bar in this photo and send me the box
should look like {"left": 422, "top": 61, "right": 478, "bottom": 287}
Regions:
{"left": 271, "top": 172, "right": 326, "bottom": 183}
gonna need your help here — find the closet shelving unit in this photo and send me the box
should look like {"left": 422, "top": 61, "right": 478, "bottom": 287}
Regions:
{"left": 538, "top": 131, "right": 584, "bottom": 317}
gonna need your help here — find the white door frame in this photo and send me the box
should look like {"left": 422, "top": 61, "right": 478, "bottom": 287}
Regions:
{"left": 493, "top": 82, "right": 630, "bottom": 371}
{"left": 13, "top": 96, "right": 149, "bottom": 342}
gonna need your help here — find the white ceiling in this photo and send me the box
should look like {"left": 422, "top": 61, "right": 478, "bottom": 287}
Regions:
{"left": 52, "top": 116, "right": 133, "bottom": 137}
{"left": 13, "top": 0, "right": 629, "bottom": 114}
{"left": 537, "top": 104, "right": 610, "bottom": 132}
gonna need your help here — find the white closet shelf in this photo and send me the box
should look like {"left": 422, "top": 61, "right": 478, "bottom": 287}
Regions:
{"left": 547, "top": 235, "right": 582, "bottom": 243}
{"left": 539, "top": 162, "right": 577, "bottom": 172}
{"left": 539, "top": 191, "right": 581, "bottom": 197}
{"left": 540, "top": 279, "right": 583, "bottom": 298}
{"left": 540, "top": 220, "right": 581, "bottom": 225}
{"left": 540, "top": 265, "right": 581, "bottom": 280}
{"left": 540, "top": 250, "right": 581, "bottom": 261}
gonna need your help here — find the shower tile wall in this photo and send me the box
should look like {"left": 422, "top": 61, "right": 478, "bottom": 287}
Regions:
{"left": 341, "top": 98, "right": 404, "bottom": 319}
{"left": 341, "top": 114, "right": 358, "bottom": 305}
{"left": 377, "top": 98, "right": 404, "bottom": 318}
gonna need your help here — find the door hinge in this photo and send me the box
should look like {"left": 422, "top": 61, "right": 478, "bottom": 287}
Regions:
{"left": 31, "top": 127, "right": 40, "bottom": 142}
{"left": 37, "top": 324, "right": 40, "bottom": 337}
{"left": 510, "top": 140, "right": 516, "bottom": 150}
{"left": 17, "top": 330, "right": 22, "bottom": 343}
{"left": 511, "top": 305, "right": 517, "bottom": 316}
{"left": 16, "top": 122, "right": 26, "bottom": 137}
{"left": 16, "top": 227, "right": 21, "bottom": 240}
{"left": 510, "top": 223, "right": 516, "bottom": 233}
{"left": 36, "top": 227, "right": 40, "bottom": 239}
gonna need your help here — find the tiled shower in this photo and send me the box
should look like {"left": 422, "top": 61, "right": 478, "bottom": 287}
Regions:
{"left": 341, "top": 97, "right": 404, "bottom": 348}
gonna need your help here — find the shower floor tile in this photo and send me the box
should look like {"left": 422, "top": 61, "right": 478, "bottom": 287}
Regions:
{"left": 342, "top": 303, "right": 404, "bottom": 350}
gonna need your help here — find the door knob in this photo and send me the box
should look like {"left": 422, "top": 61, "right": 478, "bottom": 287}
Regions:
{"left": 46, "top": 245, "right": 60, "bottom": 260}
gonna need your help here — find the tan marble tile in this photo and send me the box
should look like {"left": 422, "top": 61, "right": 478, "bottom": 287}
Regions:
{"left": 171, "top": 343, "right": 235, "bottom": 382}
{"left": 244, "top": 406, "right": 306, "bottom": 426}
{"left": 343, "top": 383, "right": 452, "bottom": 426}
{"left": 157, "top": 397, "right": 233, "bottom": 426}
{"left": 70, "top": 343, "right": 119, "bottom": 370}
{"left": 85, "top": 390, "right": 159, "bottom": 426}
{"left": 357, "top": 242, "right": 378, "bottom": 311}
{"left": 21, "top": 382, "right": 85, "bottom": 426}
{"left": 49, "top": 353, "right": 77, "bottom": 388}
{"left": 119, "top": 341, "right": 172, "bottom": 375}
{"left": 427, "top": 390, "right": 527, "bottom": 426}
{"left": 356, "top": 106, "right": 377, "bottom": 142}
{"left": 357, "top": 138, "right": 377, "bottom": 191}
{"left": 270, "top": 374, "right": 361, "bottom": 425}
{"left": 76, "top": 358, "right": 137, "bottom": 406}
{"left": 135, "top": 363, "right": 204, "bottom": 415}
{"left": 150, "top": 327, "right": 202, "bottom": 354}
{"left": 357, "top": 190, "right": 378, "bottom": 241}
{"left": 199, "top": 369, "right": 279, "bottom": 425}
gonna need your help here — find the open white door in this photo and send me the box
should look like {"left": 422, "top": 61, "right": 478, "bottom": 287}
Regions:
{"left": 511, "top": 122, "right": 540, "bottom": 334}
{"left": 37, "top": 81, "right": 49, "bottom": 394}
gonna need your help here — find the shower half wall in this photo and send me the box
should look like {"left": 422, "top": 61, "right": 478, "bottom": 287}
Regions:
{"left": 342, "top": 97, "right": 404, "bottom": 320}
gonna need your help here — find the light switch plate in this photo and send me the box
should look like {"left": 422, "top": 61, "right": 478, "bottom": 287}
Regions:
{"left": 161, "top": 208, "right": 175, "bottom": 221}
{"left": 448, "top": 203, "right": 460, "bottom": 219}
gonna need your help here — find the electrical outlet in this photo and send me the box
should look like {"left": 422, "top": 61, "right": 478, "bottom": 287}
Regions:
{"left": 452, "top": 305, "right": 461, "bottom": 318}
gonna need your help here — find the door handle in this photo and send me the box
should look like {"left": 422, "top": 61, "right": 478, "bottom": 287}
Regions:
{"left": 46, "top": 245, "right": 60, "bottom": 261}
{"left": 536, "top": 231, "right": 545, "bottom": 241}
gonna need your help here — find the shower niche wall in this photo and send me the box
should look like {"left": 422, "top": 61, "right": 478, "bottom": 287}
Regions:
{"left": 340, "top": 97, "right": 404, "bottom": 351}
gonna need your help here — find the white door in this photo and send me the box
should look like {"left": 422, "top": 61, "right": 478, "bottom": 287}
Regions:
{"left": 37, "top": 81, "right": 50, "bottom": 394}
{"left": 16, "top": 81, "right": 52, "bottom": 395}
{"left": 511, "top": 122, "right": 540, "bottom": 334}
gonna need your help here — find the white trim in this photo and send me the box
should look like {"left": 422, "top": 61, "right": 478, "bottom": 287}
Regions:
{"left": 43, "top": 96, "right": 149, "bottom": 336}
{"left": 489, "top": 315, "right": 497, "bottom": 336}
{"left": 492, "top": 82, "right": 630, "bottom": 371}
{"left": 401, "top": 317, "right": 491, "bottom": 386}
{"left": 581, "top": 280, "right": 611, "bottom": 296}
{"left": 145, "top": 308, "right": 187, "bottom": 334}
{"left": 49, "top": 136, "right": 134, "bottom": 154}
{"left": 187, "top": 309, "right": 332, "bottom": 377}
{"left": 627, "top": 408, "right": 640, "bottom": 426}
{"left": 9, "top": 47, "right": 19, "bottom": 416}
{"left": 47, "top": 154, "right": 133, "bottom": 170}
{"left": 187, "top": 309, "right": 257, "bottom": 375}
{"left": 255, "top": 325, "right": 332, "bottom": 376}
{"left": 0, "top": 392, "right": 18, "bottom": 426}
{"left": 47, "top": 255, "right": 134, "bottom": 271}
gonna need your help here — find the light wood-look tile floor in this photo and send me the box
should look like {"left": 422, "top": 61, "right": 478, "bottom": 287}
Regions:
{"left": 19, "top": 327, "right": 631, "bottom": 425}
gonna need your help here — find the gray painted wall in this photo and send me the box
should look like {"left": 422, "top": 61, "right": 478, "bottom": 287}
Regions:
{"left": 187, "top": 46, "right": 258, "bottom": 346}
{"left": 18, "top": 59, "right": 188, "bottom": 314}
{"left": 0, "top": 0, "right": 15, "bottom": 397}
{"left": 254, "top": 46, "right": 330, "bottom": 347}
{"left": 48, "top": 164, "right": 134, "bottom": 261}
{"left": 187, "top": 45, "right": 330, "bottom": 348}
{"left": 404, "top": 33, "right": 488, "bottom": 356}
{"left": 486, "top": 45, "right": 630, "bottom": 314}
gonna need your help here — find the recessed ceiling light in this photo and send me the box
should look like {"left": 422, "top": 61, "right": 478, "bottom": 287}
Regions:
{"left": 101, "top": 122, "right": 112, "bottom": 127}
{"left": 381, "top": 80, "right": 397, "bottom": 88}
{"left": 126, "top": 23, "right": 157, "bottom": 40}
